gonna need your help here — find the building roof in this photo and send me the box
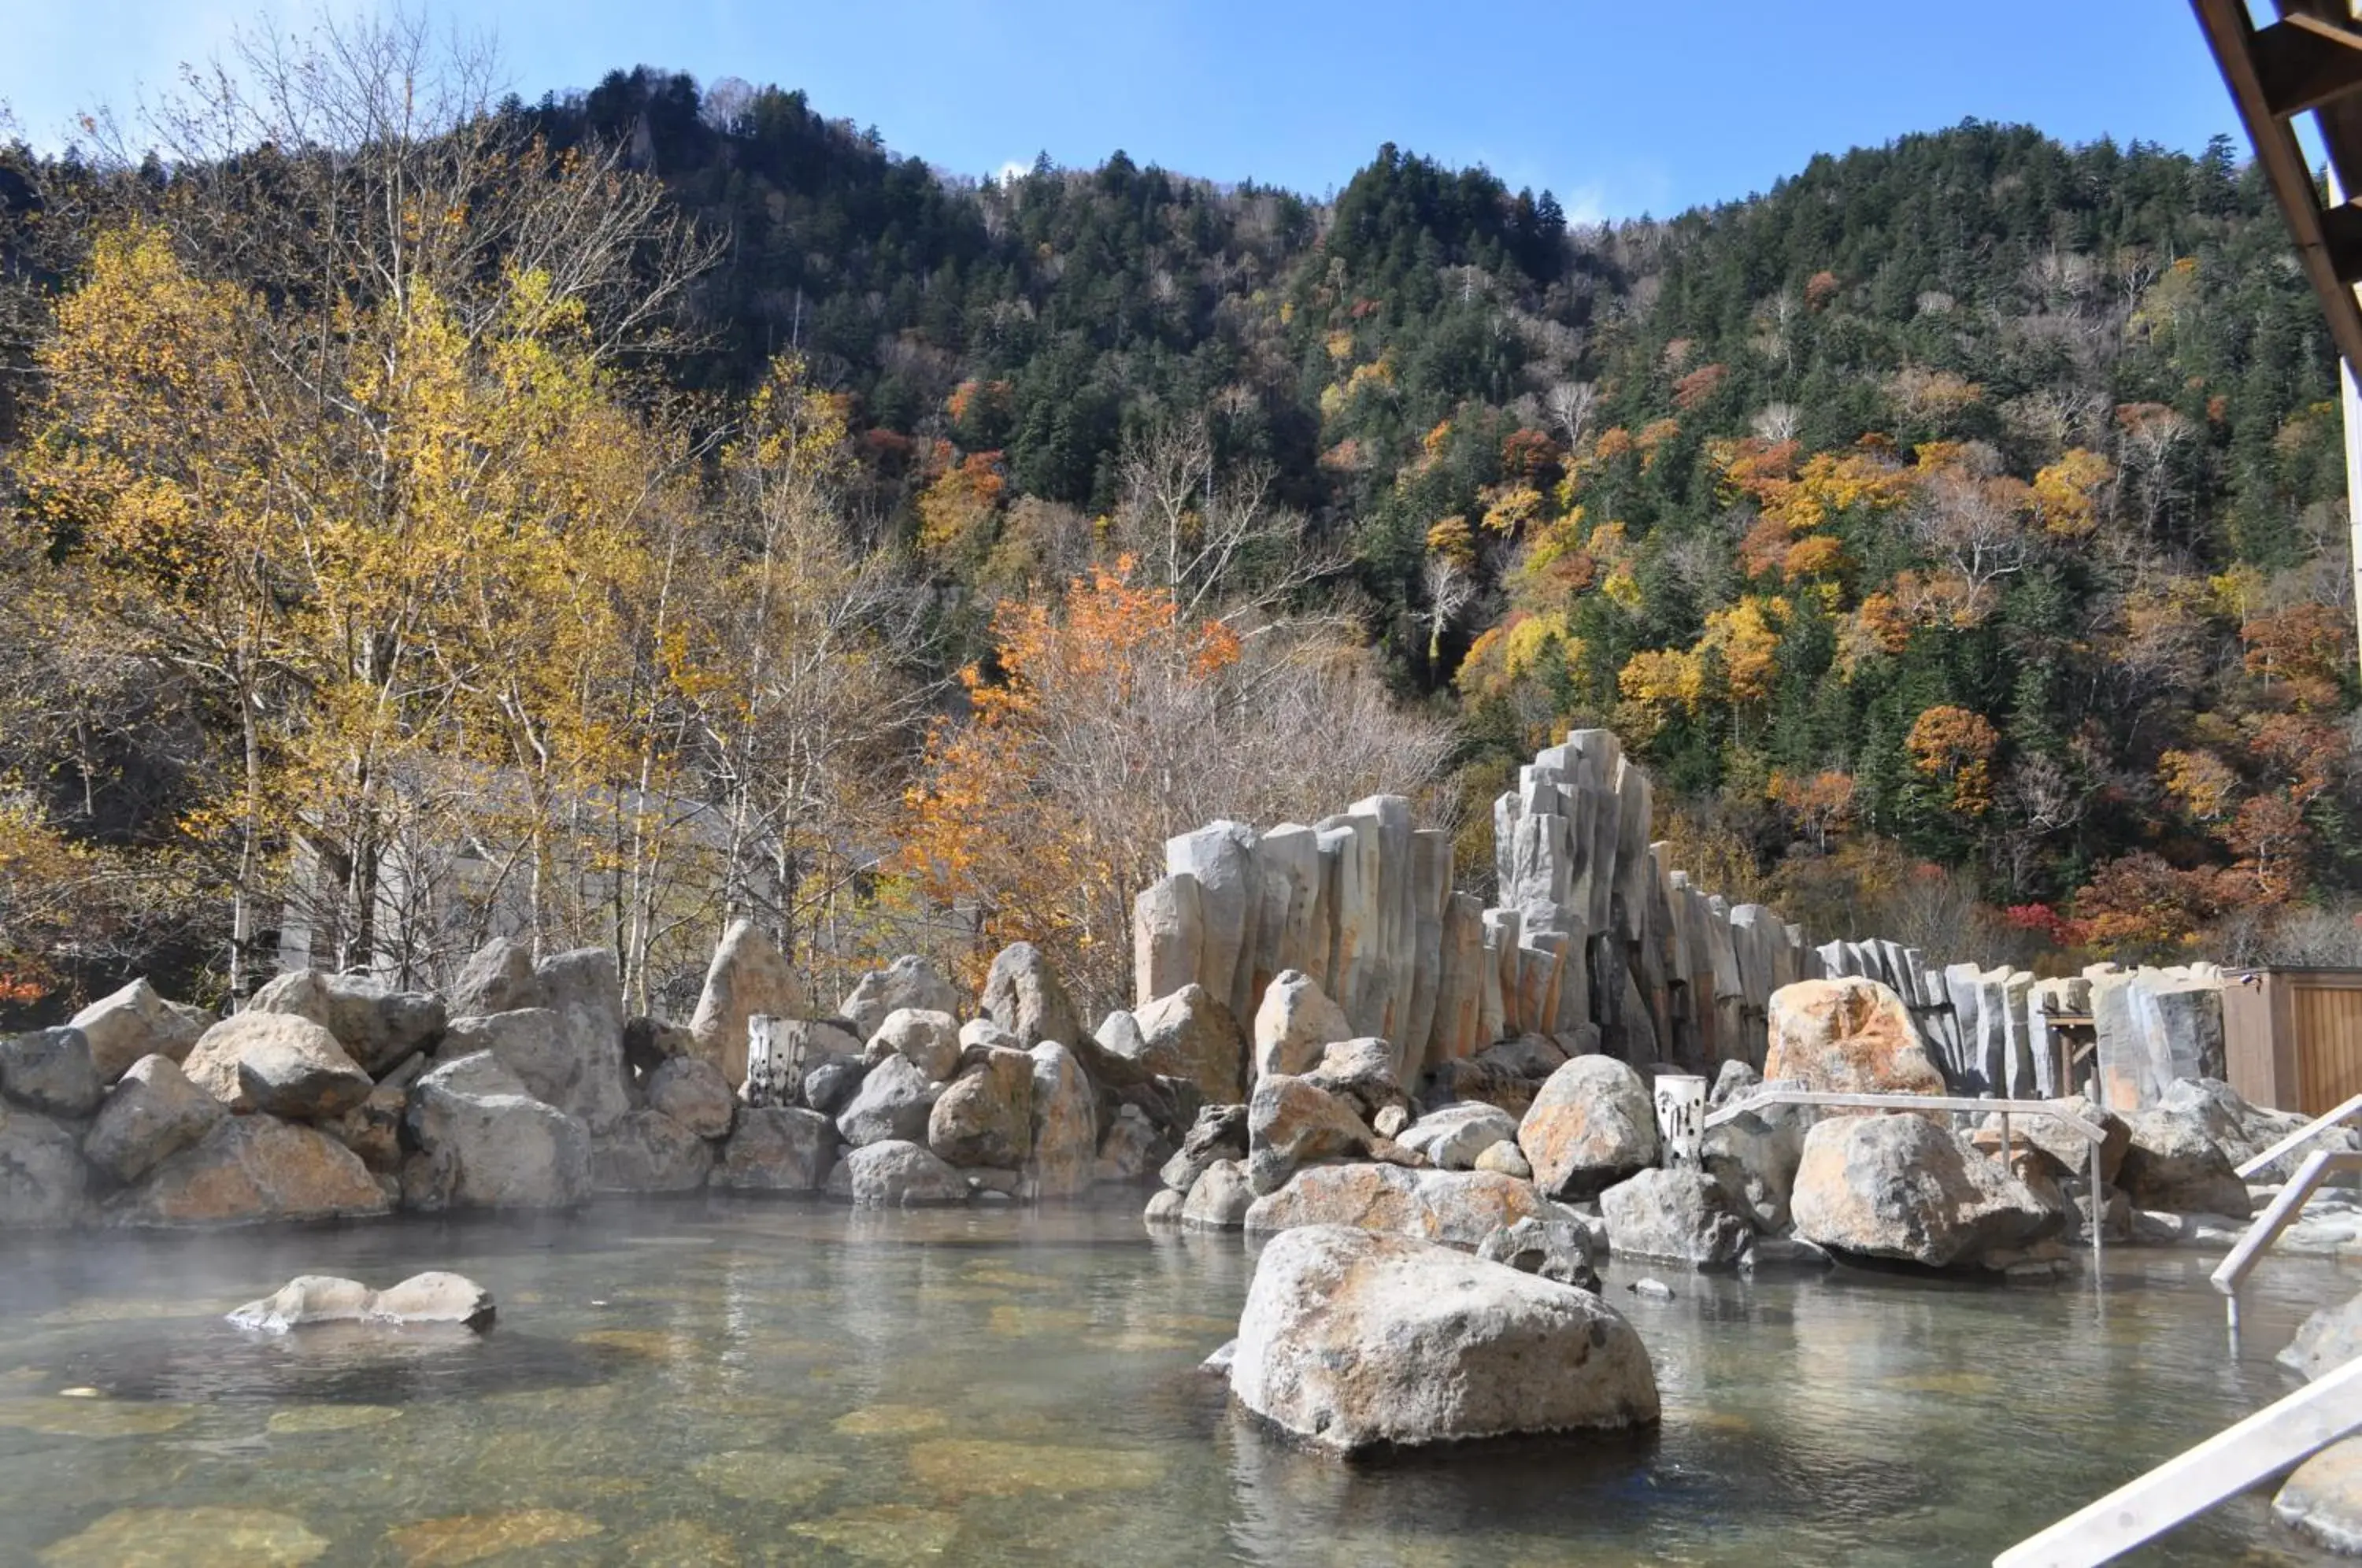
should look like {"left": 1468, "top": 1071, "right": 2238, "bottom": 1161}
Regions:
{"left": 2195, "top": 0, "right": 2362, "bottom": 368}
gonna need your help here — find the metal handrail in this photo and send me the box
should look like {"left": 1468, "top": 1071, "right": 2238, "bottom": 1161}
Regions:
{"left": 2212, "top": 1148, "right": 2362, "bottom": 1333}
{"left": 2235, "top": 1089, "right": 2362, "bottom": 1180}
{"left": 1993, "top": 1352, "right": 2362, "bottom": 1567}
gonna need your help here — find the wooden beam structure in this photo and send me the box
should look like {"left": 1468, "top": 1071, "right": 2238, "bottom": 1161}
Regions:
{"left": 2192, "top": 0, "right": 2362, "bottom": 370}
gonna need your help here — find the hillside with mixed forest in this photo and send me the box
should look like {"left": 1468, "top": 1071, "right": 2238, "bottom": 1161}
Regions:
{"left": 0, "top": 40, "right": 2353, "bottom": 1017}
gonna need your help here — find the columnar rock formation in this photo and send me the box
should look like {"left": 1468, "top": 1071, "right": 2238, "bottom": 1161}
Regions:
{"left": 1132, "top": 732, "right": 1839, "bottom": 1085}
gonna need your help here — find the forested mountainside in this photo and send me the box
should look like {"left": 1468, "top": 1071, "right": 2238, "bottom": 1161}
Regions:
{"left": 534, "top": 71, "right": 2362, "bottom": 955}
{"left": 0, "top": 46, "right": 2353, "bottom": 1019}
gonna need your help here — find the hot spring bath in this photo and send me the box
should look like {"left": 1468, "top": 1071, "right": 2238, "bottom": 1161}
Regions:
{"left": 0, "top": 1199, "right": 2344, "bottom": 1566}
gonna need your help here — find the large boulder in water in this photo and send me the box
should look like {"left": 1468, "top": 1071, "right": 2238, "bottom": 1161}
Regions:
{"left": 1764, "top": 977, "right": 1946, "bottom": 1098}
{"left": 2119, "top": 1105, "right": 2251, "bottom": 1218}
{"left": 83, "top": 1054, "right": 227, "bottom": 1183}
{"left": 714, "top": 1106, "right": 837, "bottom": 1192}
{"left": 68, "top": 978, "right": 204, "bottom": 1082}
{"left": 0, "top": 1026, "right": 102, "bottom": 1118}
{"left": 839, "top": 955, "right": 960, "bottom": 1040}
{"left": 1025, "top": 1041, "right": 1097, "bottom": 1199}
{"left": 980, "top": 941, "right": 1085, "bottom": 1052}
{"left": 1790, "top": 1112, "right": 2065, "bottom": 1269}
{"left": 2159, "top": 1076, "right": 2350, "bottom": 1181}
{"left": 402, "top": 1052, "right": 590, "bottom": 1211}
{"left": 690, "top": 919, "right": 804, "bottom": 1087}
{"left": 183, "top": 1013, "right": 373, "bottom": 1121}
{"left": 591, "top": 1108, "right": 714, "bottom": 1192}
{"left": 0, "top": 1101, "right": 93, "bottom": 1227}
{"left": 1182, "top": 1158, "right": 1255, "bottom": 1229}
{"left": 1244, "top": 1163, "right": 1575, "bottom": 1249}
{"left": 1245, "top": 1073, "right": 1373, "bottom": 1195}
{"left": 1701, "top": 1103, "right": 1805, "bottom": 1234}
{"left": 228, "top": 1271, "right": 494, "bottom": 1332}
{"left": 1517, "top": 1055, "right": 1660, "bottom": 1201}
{"left": 438, "top": 1010, "right": 583, "bottom": 1113}
{"left": 1134, "top": 983, "right": 1246, "bottom": 1104}
{"left": 110, "top": 1115, "right": 389, "bottom": 1227}
{"left": 1229, "top": 1225, "right": 1660, "bottom": 1452}
{"left": 515, "top": 949, "right": 633, "bottom": 1130}
{"left": 927, "top": 1047, "right": 1035, "bottom": 1168}
{"left": 841, "top": 1138, "right": 968, "bottom": 1207}
{"left": 645, "top": 1056, "right": 736, "bottom": 1141}
{"left": 1600, "top": 1167, "right": 1753, "bottom": 1270}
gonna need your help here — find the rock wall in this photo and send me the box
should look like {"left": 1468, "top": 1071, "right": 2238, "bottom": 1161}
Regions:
{"left": 1132, "top": 732, "right": 1966, "bottom": 1083}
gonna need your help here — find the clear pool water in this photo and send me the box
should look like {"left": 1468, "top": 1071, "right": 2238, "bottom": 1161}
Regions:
{"left": 0, "top": 1197, "right": 2348, "bottom": 1566}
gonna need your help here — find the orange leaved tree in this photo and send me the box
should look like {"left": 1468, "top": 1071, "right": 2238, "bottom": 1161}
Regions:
{"left": 899, "top": 557, "right": 1457, "bottom": 1009}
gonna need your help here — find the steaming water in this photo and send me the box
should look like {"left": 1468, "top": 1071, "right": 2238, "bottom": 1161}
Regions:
{"left": 0, "top": 1197, "right": 2349, "bottom": 1566}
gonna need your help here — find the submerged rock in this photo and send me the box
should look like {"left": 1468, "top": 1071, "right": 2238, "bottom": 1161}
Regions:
{"left": 183, "top": 1013, "right": 372, "bottom": 1122}
{"left": 1, "top": 1026, "right": 102, "bottom": 1118}
{"left": 83, "top": 1054, "right": 227, "bottom": 1184}
{"left": 2276, "top": 1437, "right": 2362, "bottom": 1555}
{"left": 1790, "top": 1112, "right": 2065, "bottom": 1269}
{"left": 227, "top": 1270, "right": 494, "bottom": 1332}
{"left": 69, "top": 978, "right": 205, "bottom": 1082}
{"left": 1518, "top": 1054, "right": 1660, "bottom": 1200}
{"left": 1244, "top": 1162, "right": 1575, "bottom": 1249}
{"left": 111, "top": 1115, "right": 388, "bottom": 1227}
{"left": 1600, "top": 1167, "right": 1753, "bottom": 1270}
{"left": 1230, "top": 1225, "right": 1659, "bottom": 1452}
{"left": 32, "top": 1505, "right": 329, "bottom": 1568}
{"left": 715, "top": 1106, "right": 839, "bottom": 1192}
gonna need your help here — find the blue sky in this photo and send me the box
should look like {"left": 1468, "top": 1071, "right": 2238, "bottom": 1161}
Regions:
{"left": 6, "top": 0, "right": 2245, "bottom": 218}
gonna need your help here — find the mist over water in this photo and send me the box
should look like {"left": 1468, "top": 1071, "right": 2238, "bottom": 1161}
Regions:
{"left": 0, "top": 1200, "right": 2345, "bottom": 1565}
